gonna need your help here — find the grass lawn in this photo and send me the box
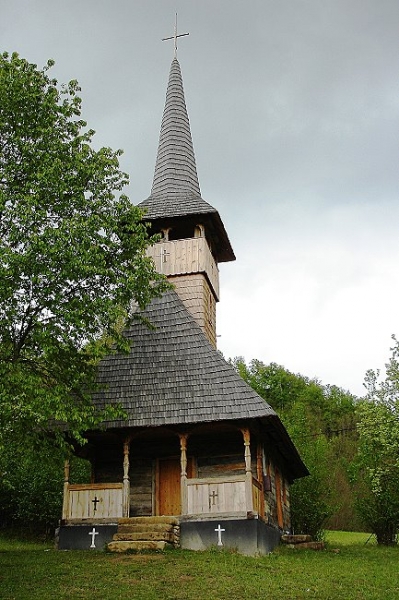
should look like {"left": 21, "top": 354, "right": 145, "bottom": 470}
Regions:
{"left": 0, "top": 531, "right": 398, "bottom": 600}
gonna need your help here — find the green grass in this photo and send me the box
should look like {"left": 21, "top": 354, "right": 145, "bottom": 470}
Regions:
{"left": 0, "top": 532, "right": 52, "bottom": 553}
{"left": 325, "top": 530, "right": 376, "bottom": 545}
{"left": 0, "top": 532, "right": 398, "bottom": 600}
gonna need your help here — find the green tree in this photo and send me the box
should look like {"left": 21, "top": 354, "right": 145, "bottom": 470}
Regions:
{"left": 0, "top": 438, "right": 90, "bottom": 534}
{"left": 352, "top": 338, "right": 399, "bottom": 544}
{"left": 0, "top": 52, "right": 168, "bottom": 444}
{"left": 280, "top": 400, "right": 331, "bottom": 539}
{"left": 232, "top": 357, "right": 359, "bottom": 537}
{"left": 232, "top": 359, "right": 309, "bottom": 415}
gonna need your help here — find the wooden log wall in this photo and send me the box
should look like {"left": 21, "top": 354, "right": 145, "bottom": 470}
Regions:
{"left": 169, "top": 274, "right": 217, "bottom": 347}
{"left": 93, "top": 441, "right": 124, "bottom": 484}
{"left": 94, "top": 461, "right": 123, "bottom": 484}
{"left": 196, "top": 454, "right": 245, "bottom": 478}
{"left": 129, "top": 458, "right": 153, "bottom": 517}
{"left": 264, "top": 460, "right": 291, "bottom": 531}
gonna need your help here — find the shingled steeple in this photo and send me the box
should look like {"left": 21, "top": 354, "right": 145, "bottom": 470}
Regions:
{"left": 138, "top": 58, "right": 235, "bottom": 265}
{"left": 150, "top": 57, "right": 201, "bottom": 200}
{"left": 139, "top": 57, "right": 235, "bottom": 346}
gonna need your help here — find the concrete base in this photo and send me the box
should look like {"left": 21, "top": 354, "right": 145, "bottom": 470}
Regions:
{"left": 57, "top": 524, "right": 118, "bottom": 550}
{"left": 180, "top": 518, "right": 281, "bottom": 556}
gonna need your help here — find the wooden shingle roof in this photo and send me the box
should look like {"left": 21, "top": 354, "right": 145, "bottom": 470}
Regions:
{"left": 92, "top": 290, "right": 308, "bottom": 479}
{"left": 93, "top": 290, "right": 276, "bottom": 427}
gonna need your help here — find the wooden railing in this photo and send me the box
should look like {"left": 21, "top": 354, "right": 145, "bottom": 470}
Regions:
{"left": 62, "top": 476, "right": 265, "bottom": 521}
{"left": 62, "top": 483, "right": 123, "bottom": 521}
{"left": 185, "top": 475, "right": 264, "bottom": 516}
{"left": 186, "top": 475, "right": 246, "bottom": 514}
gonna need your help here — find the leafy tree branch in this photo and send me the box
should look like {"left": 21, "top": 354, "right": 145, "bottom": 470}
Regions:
{"left": 0, "top": 52, "right": 169, "bottom": 445}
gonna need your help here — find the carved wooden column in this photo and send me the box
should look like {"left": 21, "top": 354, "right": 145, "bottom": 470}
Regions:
{"left": 241, "top": 428, "right": 253, "bottom": 513}
{"left": 122, "top": 440, "right": 130, "bottom": 518}
{"left": 61, "top": 459, "right": 70, "bottom": 521}
{"left": 179, "top": 433, "right": 189, "bottom": 515}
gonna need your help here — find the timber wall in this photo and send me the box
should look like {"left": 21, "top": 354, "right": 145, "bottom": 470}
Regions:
{"left": 129, "top": 458, "right": 153, "bottom": 517}
{"left": 169, "top": 274, "right": 217, "bottom": 347}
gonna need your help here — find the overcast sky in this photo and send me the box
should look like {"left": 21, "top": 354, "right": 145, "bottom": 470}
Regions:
{"left": 3, "top": 0, "right": 399, "bottom": 396}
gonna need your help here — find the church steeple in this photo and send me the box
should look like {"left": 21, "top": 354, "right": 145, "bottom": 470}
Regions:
{"left": 139, "top": 56, "right": 235, "bottom": 346}
{"left": 138, "top": 58, "right": 235, "bottom": 264}
{"left": 151, "top": 57, "right": 201, "bottom": 199}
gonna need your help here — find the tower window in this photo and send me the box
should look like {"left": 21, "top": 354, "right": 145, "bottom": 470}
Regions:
{"left": 168, "top": 223, "right": 196, "bottom": 241}
{"left": 194, "top": 224, "right": 205, "bottom": 238}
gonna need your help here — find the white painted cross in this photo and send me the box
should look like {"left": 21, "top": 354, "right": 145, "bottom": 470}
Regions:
{"left": 88, "top": 527, "right": 99, "bottom": 549}
{"left": 214, "top": 524, "right": 225, "bottom": 547}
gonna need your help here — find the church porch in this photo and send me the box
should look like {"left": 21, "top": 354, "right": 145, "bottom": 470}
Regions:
{"left": 58, "top": 422, "right": 290, "bottom": 553}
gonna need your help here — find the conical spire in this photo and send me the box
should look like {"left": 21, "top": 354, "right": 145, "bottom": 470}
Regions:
{"left": 138, "top": 57, "right": 235, "bottom": 263}
{"left": 151, "top": 57, "right": 200, "bottom": 198}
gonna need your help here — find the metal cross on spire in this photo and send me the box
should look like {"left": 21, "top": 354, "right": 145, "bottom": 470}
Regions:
{"left": 162, "top": 13, "right": 189, "bottom": 57}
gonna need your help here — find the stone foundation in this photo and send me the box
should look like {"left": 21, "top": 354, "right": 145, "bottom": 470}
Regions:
{"left": 180, "top": 518, "right": 281, "bottom": 556}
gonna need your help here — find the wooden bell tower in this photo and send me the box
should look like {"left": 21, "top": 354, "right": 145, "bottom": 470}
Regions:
{"left": 138, "top": 56, "right": 235, "bottom": 346}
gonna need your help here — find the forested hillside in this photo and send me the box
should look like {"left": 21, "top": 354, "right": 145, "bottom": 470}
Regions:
{"left": 231, "top": 358, "right": 361, "bottom": 537}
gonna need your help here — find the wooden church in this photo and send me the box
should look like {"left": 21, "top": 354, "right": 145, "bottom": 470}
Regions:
{"left": 58, "top": 53, "right": 308, "bottom": 555}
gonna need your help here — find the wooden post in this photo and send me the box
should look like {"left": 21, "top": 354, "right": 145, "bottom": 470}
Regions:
{"left": 179, "top": 433, "right": 189, "bottom": 515}
{"left": 256, "top": 443, "right": 265, "bottom": 517}
{"left": 122, "top": 440, "right": 130, "bottom": 518}
{"left": 275, "top": 468, "right": 284, "bottom": 528}
{"left": 241, "top": 428, "right": 253, "bottom": 513}
{"left": 61, "top": 459, "right": 70, "bottom": 521}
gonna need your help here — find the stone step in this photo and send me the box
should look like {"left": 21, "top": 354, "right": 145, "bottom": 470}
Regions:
{"left": 281, "top": 534, "right": 312, "bottom": 545}
{"left": 286, "top": 541, "right": 325, "bottom": 551}
{"left": 107, "top": 516, "right": 180, "bottom": 553}
{"left": 118, "top": 523, "right": 176, "bottom": 534}
{"left": 118, "top": 517, "right": 180, "bottom": 526}
{"left": 113, "top": 531, "right": 175, "bottom": 542}
{"left": 108, "top": 540, "right": 172, "bottom": 553}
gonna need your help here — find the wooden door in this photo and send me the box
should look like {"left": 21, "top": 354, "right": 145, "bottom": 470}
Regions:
{"left": 157, "top": 458, "right": 181, "bottom": 516}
